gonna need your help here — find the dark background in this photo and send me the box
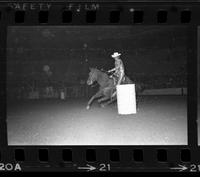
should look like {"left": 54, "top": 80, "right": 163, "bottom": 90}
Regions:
{"left": 6, "top": 26, "right": 187, "bottom": 99}
{"left": 198, "top": 27, "right": 200, "bottom": 96}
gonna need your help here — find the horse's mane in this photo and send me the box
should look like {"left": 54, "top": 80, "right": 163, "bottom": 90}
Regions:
{"left": 91, "top": 68, "right": 109, "bottom": 80}
{"left": 91, "top": 68, "right": 106, "bottom": 74}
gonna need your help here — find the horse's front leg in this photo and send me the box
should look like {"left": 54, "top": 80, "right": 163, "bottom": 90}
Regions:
{"left": 86, "top": 91, "right": 102, "bottom": 110}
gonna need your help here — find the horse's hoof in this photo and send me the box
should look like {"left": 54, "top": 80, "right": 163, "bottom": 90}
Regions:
{"left": 86, "top": 106, "right": 90, "bottom": 110}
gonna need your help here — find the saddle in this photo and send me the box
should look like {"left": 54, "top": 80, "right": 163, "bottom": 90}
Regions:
{"left": 109, "top": 74, "right": 117, "bottom": 85}
{"left": 109, "top": 74, "right": 125, "bottom": 86}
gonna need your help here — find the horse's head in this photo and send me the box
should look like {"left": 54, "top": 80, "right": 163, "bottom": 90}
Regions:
{"left": 87, "top": 67, "right": 99, "bottom": 86}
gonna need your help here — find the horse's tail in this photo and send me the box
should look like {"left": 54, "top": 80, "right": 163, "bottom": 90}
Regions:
{"left": 124, "top": 75, "right": 132, "bottom": 84}
{"left": 123, "top": 76, "right": 145, "bottom": 94}
{"left": 136, "top": 83, "right": 145, "bottom": 95}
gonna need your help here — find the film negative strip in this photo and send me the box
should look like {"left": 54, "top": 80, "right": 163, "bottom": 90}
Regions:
{"left": 0, "top": 0, "right": 199, "bottom": 173}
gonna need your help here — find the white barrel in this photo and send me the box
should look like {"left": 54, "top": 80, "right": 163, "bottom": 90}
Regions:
{"left": 116, "top": 84, "right": 137, "bottom": 115}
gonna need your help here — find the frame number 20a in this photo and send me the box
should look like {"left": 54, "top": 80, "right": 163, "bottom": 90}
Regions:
{"left": 0, "top": 163, "right": 22, "bottom": 171}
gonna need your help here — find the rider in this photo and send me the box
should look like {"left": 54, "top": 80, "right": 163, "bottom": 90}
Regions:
{"left": 108, "top": 52, "right": 125, "bottom": 97}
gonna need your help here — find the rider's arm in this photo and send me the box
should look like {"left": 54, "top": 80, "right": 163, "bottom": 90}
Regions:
{"left": 108, "top": 68, "right": 116, "bottom": 73}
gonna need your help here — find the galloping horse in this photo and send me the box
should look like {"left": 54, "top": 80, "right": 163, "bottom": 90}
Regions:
{"left": 86, "top": 67, "right": 145, "bottom": 110}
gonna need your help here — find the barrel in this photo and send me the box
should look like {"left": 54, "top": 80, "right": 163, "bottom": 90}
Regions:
{"left": 116, "top": 84, "right": 137, "bottom": 115}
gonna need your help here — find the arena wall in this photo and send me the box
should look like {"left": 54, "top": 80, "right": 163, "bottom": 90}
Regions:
{"left": 140, "top": 87, "right": 187, "bottom": 96}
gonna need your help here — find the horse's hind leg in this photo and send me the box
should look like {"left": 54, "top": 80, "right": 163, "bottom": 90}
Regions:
{"left": 101, "top": 96, "right": 117, "bottom": 107}
{"left": 98, "top": 96, "right": 109, "bottom": 104}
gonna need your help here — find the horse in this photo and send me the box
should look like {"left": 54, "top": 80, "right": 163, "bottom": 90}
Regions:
{"left": 86, "top": 67, "right": 145, "bottom": 110}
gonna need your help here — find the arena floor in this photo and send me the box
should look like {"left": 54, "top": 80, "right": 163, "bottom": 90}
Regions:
{"left": 7, "top": 96, "right": 188, "bottom": 145}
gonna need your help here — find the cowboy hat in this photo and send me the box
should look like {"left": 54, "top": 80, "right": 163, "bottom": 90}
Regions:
{"left": 111, "top": 52, "right": 121, "bottom": 58}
